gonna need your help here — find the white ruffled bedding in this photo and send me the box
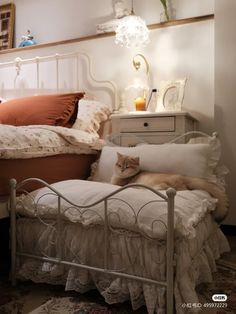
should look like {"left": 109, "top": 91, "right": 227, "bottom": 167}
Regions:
{"left": 17, "top": 179, "right": 219, "bottom": 239}
{"left": 15, "top": 180, "right": 230, "bottom": 314}
{"left": 0, "top": 124, "right": 104, "bottom": 158}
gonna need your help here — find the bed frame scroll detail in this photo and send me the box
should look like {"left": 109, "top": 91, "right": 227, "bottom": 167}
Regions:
{"left": 9, "top": 177, "right": 176, "bottom": 314}
{"left": 0, "top": 52, "right": 119, "bottom": 112}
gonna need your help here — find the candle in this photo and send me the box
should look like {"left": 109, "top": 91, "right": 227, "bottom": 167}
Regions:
{"left": 134, "top": 97, "right": 146, "bottom": 111}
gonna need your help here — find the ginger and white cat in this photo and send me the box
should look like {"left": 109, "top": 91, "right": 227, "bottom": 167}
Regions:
{"left": 111, "top": 152, "right": 228, "bottom": 222}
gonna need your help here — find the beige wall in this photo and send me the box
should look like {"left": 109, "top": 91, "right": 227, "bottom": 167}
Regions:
{"left": 0, "top": 20, "right": 214, "bottom": 135}
{"left": 0, "top": 0, "right": 215, "bottom": 133}
{"left": 0, "top": 0, "right": 214, "bottom": 47}
{"left": 215, "top": 0, "right": 236, "bottom": 225}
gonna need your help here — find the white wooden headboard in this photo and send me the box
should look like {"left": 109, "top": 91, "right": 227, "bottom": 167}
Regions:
{"left": 0, "top": 51, "right": 119, "bottom": 111}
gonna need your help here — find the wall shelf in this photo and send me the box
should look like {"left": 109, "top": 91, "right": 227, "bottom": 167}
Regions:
{"left": 0, "top": 14, "right": 214, "bottom": 56}
{"left": 148, "top": 14, "right": 214, "bottom": 30}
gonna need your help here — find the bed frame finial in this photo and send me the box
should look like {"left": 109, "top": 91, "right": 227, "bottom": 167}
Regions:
{"left": 15, "top": 57, "right": 22, "bottom": 76}
{"left": 166, "top": 187, "right": 176, "bottom": 198}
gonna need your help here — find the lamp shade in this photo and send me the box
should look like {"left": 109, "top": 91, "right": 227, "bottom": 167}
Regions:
{"left": 115, "top": 14, "right": 149, "bottom": 48}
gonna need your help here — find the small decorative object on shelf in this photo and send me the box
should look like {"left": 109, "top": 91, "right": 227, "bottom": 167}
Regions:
{"left": 19, "top": 30, "right": 37, "bottom": 47}
{"left": 96, "top": 0, "right": 129, "bottom": 34}
{"left": 160, "top": 0, "right": 170, "bottom": 22}
{"left": 0, "top": 3, "right": 15, "bottom": 50}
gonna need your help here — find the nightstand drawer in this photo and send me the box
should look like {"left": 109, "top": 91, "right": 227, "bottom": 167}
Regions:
{"left": 110, "top": 112, "right": 198, "bottom": 146}
{"left": 120, "top": 116, "right": 175, "bottom": 132}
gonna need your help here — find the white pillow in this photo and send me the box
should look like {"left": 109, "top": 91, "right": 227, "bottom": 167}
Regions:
{"left": 72, "top": 99, "right": 112, "bottom": 133}
{"left": 188, "top": 134, "right": 228, "bottom": 187}
{"left": 91, "top": 142, "right": 220, "bottom": 183}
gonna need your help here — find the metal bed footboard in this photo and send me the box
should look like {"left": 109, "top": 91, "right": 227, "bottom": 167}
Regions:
{"left": 10, "top": 178, "right": 176, "bottom": 314}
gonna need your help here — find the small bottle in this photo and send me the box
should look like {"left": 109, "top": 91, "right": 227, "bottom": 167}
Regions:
{"left": 146, "top": 88, "right": 157, "bottom": 112}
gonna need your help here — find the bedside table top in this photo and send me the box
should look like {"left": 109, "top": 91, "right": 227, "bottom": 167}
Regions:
{"left": 111, "top": 111, "right": 197, "bottom": 121}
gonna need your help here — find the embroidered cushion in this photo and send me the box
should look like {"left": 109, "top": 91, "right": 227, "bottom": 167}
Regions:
{"left": 72, "top": 99, "right": 112, "bottom": 133}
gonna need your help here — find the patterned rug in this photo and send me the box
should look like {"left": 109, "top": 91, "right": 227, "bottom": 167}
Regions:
{"left": 0, "top": 264, "right": 235, "bottom": 314}
{"left": 196, "top": 264, "right": 236, "bottom": 314}
{"left": 0, "top": 278, "right": 146, "bottom": 314}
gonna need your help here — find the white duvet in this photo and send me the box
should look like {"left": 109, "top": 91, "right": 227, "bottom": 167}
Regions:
{"left": 0, "top": 124, "right": 104, "bottom": 158}
{"left": 16, "top": 179, "right": 217, "bottom": 239}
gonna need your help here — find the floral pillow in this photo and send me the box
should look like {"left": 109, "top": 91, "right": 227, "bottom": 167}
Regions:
{"left": 72, "top": 99, "right": 112, "bottom": 134}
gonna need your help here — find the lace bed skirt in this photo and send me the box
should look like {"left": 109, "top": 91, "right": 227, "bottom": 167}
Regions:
{"left": 16, "top": 215, "right": 229, "bottom": 314}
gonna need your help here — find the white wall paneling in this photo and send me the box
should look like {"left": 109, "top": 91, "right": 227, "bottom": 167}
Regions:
{"left": 0, "top": 52, "right": 118, "bottom": 110}
{"left": 215, "top": 0, "right": 236, "bottom": 225}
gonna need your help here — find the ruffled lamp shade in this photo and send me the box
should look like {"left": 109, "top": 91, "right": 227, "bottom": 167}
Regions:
{"left": 115, "top": 1, "right": 149, "bottom": 48}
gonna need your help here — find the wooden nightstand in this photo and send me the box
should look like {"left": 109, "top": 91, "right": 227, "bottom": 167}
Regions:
{"left": 110, "top": 112, "right": 198, "bottom": 146}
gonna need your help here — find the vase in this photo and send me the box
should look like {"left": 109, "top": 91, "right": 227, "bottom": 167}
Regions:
{"left": 160, "top": 7, "right": 171, "bottom": 23}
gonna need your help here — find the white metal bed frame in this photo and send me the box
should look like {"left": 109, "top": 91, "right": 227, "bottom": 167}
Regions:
{"left": 8, "top": 131, "right": 218, "bottom": 314}
{"left": 0, "top": 51, "right": 119, "bottom": 218}
{"left": 0, "top": 51, "right": 119, "bottom": 112}
{"left": 10, "top": 178, "right": 176, "bottom": 314}
{"left": 1, "top": 51, "right": 218, "bottom": 313}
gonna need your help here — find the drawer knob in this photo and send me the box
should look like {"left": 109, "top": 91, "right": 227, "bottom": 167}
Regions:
{"left": 143, "top": 122, "right": 149, "bottom": 127}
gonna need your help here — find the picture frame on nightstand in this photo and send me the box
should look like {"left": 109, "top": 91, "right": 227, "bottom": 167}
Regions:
{"left": 156, "top": 78, "right": 187, "bottom": 112}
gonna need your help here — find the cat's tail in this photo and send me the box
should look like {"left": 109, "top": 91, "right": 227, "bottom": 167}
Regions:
{"left": 186, "top": 177, "right": 229, "bottom": 222}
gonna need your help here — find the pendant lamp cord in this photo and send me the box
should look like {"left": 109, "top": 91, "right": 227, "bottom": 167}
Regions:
{"left": 131, "top": 0, "right": 134, "bottom": 14}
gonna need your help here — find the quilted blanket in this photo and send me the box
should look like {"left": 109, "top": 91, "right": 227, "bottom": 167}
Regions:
{"left": 0, "top": 124, "right": 104, "bottom": 158}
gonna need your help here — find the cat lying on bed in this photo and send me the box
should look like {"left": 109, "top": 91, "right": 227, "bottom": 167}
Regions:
{"left": 110, "top": 152, "right": 228, "bottom": 222}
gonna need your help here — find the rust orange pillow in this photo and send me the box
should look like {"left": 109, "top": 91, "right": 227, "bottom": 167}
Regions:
{"left": 0, "top": 92, "right": 84, "bottom": 127}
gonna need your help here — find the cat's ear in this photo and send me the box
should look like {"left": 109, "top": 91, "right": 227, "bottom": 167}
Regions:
{"left": 117, "top": 152, "right": 122, "bottom": 158}
{"left": 133, "top": 156, "right": 140, "bottom": 164}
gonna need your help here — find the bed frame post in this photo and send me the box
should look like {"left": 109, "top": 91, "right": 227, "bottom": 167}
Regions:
{"left": 9, "top": 178, "right": 17, "bottom": 286}
{"left": 36, "top": 57, "right": 40, "bottom": 90}
{"left": 57, "top": 196, "right": 62, "bottom": 261}
{"left": 55, "top": 53, "right": 59, "bottom": 92}
{"left": 104, "top": 199, "right": 109, "bottom": 270}
{"left": 166, "top": 188, "right": 176, "bottom": 314}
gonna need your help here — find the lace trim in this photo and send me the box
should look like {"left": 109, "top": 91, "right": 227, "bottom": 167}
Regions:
{"left": 16, "top": 222, "right": 229, "bottom": 314}
{"left": 188, "top": 135, "right": 229, "bottom": 187}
